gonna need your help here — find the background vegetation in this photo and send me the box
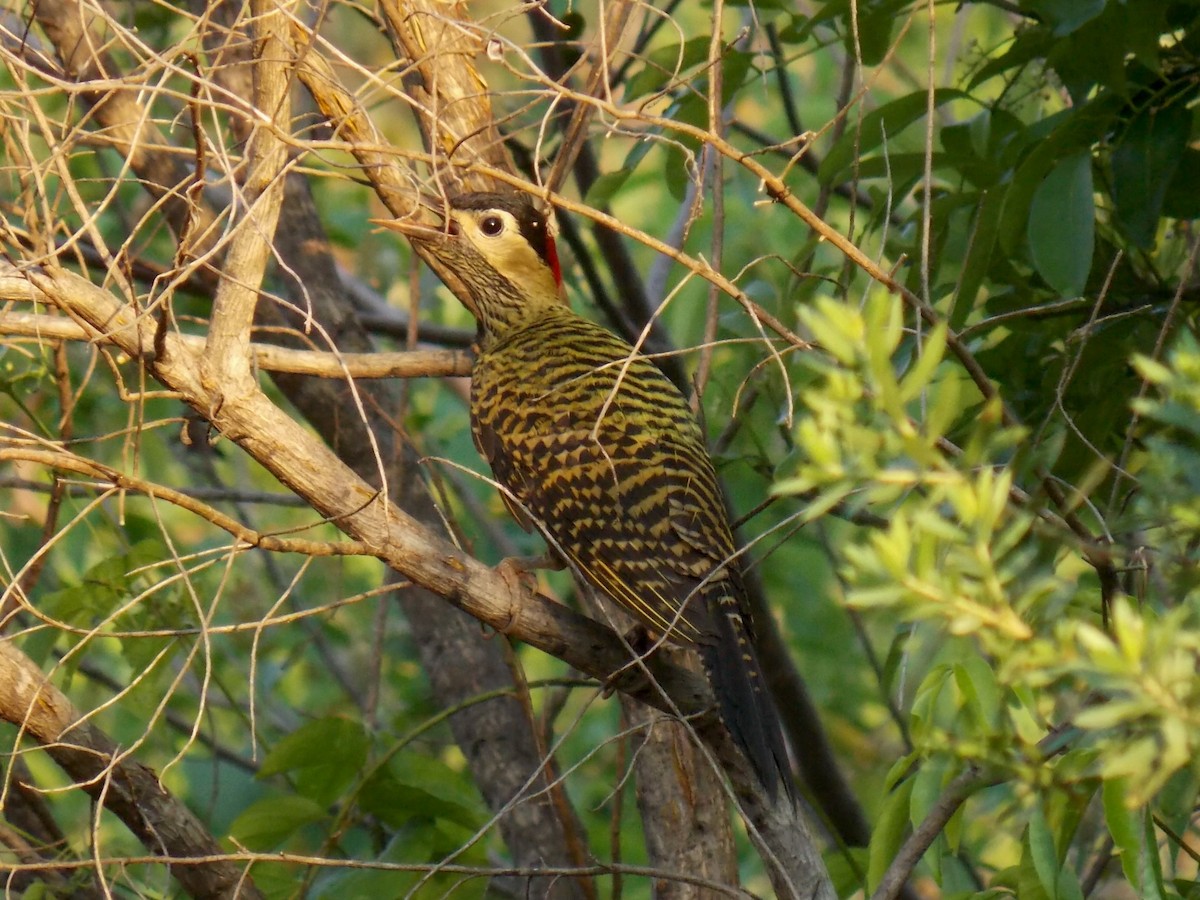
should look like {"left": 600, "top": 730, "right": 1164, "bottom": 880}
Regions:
{"left": 1, "top": 0, "right": 1199, "bottom": 897}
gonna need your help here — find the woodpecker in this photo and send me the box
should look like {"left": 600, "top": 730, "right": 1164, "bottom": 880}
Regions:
{"left": 392, "top": 191, "right": 792, "bottom": 800}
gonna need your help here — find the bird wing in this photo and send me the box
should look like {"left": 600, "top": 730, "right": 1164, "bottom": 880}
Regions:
{"left": 470, "top": 314, "right": 741, "bottom": 645}
{"left": 520, "top": 417, "right": 735, "bottom": 644}
{"left": 473, "top": 417, "right": 536, "bottom": 532}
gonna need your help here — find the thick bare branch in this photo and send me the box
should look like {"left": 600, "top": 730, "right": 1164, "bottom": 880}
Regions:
{"left": 621, "top": 697, "right": 741, "bottom": 897}
{"left": 201, "top": 0, "right": 297, "bottom": 397}
{"left": 0, "top": 307, "right": 471, "bottom": 378}
{"left": 379, "top": 0, "right": 513, "bottom": 195}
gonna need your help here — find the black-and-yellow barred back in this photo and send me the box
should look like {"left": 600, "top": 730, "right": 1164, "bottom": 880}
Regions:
{"left": 402, "top": 191, "right": 793, "bottom": 802}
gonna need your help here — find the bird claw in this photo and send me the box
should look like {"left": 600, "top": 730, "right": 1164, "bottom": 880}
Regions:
{"left": 495, "top": 551, "right": 563, "bottom": 594}
{"left": 488, "top": 553, "right": 569, "bottom": 638}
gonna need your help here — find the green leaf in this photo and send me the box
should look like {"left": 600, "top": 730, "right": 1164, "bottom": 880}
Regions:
{"left": 1020, "top": 805, "right": 1058, "bottom": 900}
{"left": 867, "top": 776, "right": 915, "bottom": 891}
{"left": 910, "top": 755, "right": 950, "bottom": 830}
{"left": 854, "top": 0, "right": 902, "bottom": 66}
{"left": 121, "top": 635, "right": 177, "bottom": 678}
{"left": 359, "top": 752, "right": 484, "bottom": 830}
{"left": 1027, "top": 152, "right": 1094, "bottom": 297}
{"left": 776, "top": 13, "right": 815, "bottom": 45}
{"left": 663, "top": 145, "right": 694, "bottom": 201}
{"left": 1123, "top": 1, "right": 1171, "bottom": 71}
{"left": 940, "top": 853, "right": 980, "bottom": 894}
{"left": 1103, "top": 778, "right": 1140, "bottom": 885}
{"left": 625, "top": 37, "right": 711, "bottom": 100}
{"left": 586, "top": 140, "right": 655, "bottom": 208}
{"left": 259, "top": 717, "right": 369, "bottom": 806}
{"left": 1045, "top": 5, "right": 1132, "bottom": 99}
{"left": 898, "top": 323, "right": 947, "bottom": 403}
{"left": 970, "top": 29, "right": 1054, "bottom": 90}
{"left": 940, "top": 109, "right": 1015, "bottom": 188}
{"left": 1055, "top": 865, "right": 1085, "bottom": 900}
{"left": 1111, "top": 100, "right": 1192, "bottom": 248}
{"left": 850, "top": 152, "right": 938, "bottom": 190}
{"left": 1025, "top": 0, "right": 1105, "bottom": 35}
{"left": 819, "top": 89, "right": 973, "bottom": 185}
{"left": 585, "top": 170, "right": 632, "bottom": 209}
{"left": 719, "top": 50, "right": 758, "bottom": 106}
{"left": 996, "top": 95, "right": 1119, "bottom": 255}
{"left": 1140, "top": 810, "right": 1168, "bottom": 900}
{"left": 230, "top": 795, "right": 326, "bottom": 850}
{"left": 951, "top": 186, "right": 1006, "bottom": 329}
{"left": 800, "top": 295, "right": 865, "bottom": 365}
{"left": 953, "top": 655, "right": 1002, "bottom": 730}
{"left": 823, "top": 846, "right": 870, "bottom": 897}
{"left": 1163, "top": 149, "right": 1200, "bottom": 220}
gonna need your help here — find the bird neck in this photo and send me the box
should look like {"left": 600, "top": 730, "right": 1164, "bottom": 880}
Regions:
{"left": 472, "top": 281, "right": 568, "bottom": 345}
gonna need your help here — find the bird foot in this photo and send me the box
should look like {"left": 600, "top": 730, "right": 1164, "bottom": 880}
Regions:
{"left": 487, "top": 554, "right": 563, "bottom": 637}
{"left": 495, "top": 551, "right": 564, "bottom": 595}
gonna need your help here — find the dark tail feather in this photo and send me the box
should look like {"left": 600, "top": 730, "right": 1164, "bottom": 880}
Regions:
{"left": 703, "top": 606, "right": 795, "bottom": 803}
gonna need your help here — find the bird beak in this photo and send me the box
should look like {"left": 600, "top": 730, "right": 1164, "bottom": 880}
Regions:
{"left": 368, "top": 216, "right": 449, "bottom": 243}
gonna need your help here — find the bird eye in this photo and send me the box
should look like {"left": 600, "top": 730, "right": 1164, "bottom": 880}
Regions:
{"left": 480, "top": 215, "right": 505, "bottom": 236}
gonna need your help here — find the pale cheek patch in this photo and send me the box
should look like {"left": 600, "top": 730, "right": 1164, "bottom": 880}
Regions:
{"left": 484, "top": 235, "right": 547, "bottom": 282}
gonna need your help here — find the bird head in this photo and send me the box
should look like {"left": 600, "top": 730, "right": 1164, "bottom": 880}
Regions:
{"left": 377, "top": 192, "right": 564, "bottom": 337}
